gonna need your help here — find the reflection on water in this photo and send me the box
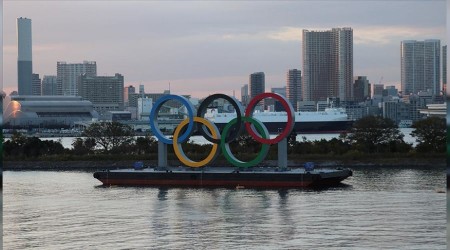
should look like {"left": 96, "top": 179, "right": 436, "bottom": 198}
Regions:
{"left": 3, "top": 167, "right": 446, "bottom": 249}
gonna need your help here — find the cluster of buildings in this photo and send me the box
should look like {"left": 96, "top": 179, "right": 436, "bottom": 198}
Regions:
{"left": 2, "top": 18, "right": 446, "bottom": 131}
{"left": 240, "top": 28, "right": 446, "bottom": 125}
{"left": 4, "top": 18, "right": 137, "bottom": 128}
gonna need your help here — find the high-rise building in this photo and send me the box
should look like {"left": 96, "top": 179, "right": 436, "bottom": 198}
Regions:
{"left": 17, "top": 17, "right": 33, "bottom": 95}
{"left": 249, "top": 72, "right": 265, "bottom": 110}
{"left": 42, "top": 75, "right": 57, "bottom": 95}
{"left": 31, "top": 73, "right": 41, "bottom": 96}
{"left": 78, "top": 73, "right": 124, "bottom": 115}
{"left": 302, "top": 27, "right": 353, "bottom": 101}
{"left": 286, "top": 69, "right": 302, "bottom": 110}
{"left": 124, "top": 85, "right": 136, "bottom": 107}
{"left": 57, "top": 61, "right": 97, "bottom": 96}
{"left": 401, "top": 39, "right": 441, "bottom": 95}
{"left": 139, "top": 84, "right": 145, "bottom": 94}
{"left": 241, "top": 84, "right": 249, "bottom": 106}
{"left": 443, "top": 45, "right": 447, "bottom": 94}
{"left": 249, "top": 72, "right": 265, "bottom": 98}
{"left": 373, "top": 84, "right": 384, "bottom": 97}
{"left": 353, "top": 76, "right": 371, "bottom": 102}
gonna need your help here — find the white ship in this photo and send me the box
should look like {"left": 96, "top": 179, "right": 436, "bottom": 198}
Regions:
{"left": 205, "top": 108, "right": 353, "bottom": 134}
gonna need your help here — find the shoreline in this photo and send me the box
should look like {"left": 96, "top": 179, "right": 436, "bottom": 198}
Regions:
{"left": 3, "top": 158, "right": 446, "bottom": 171}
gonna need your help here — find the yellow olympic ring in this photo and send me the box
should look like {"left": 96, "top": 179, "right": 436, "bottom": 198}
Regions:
{"left": 172, "top": 117, "right": 220, "bottom": 168}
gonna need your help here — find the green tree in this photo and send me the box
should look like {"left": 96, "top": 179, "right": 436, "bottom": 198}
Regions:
{"left": 411, "top": 117, "right": 446, "bottom": 153}
{"left": 3, "top": 132, "right": 27, "bottom": 158}
{"left": 71, "top": 137, "right": 96, "bottom": 155}
{"left": 82, "top": 122, "right": 134, "bottom": 153}
{"left": 41, "top": 140, "right": 65, "bottom": 155}
{"left": 4, "top": 135, "right": 65, "bottom": 159}
{"left": 72, "top": 138, "right": 86, "bottom": 155}
{"left": 134, "top": 136, "right": 157, "bottom": 155}
{"left": 287, "top": 130, "right": 298, "bottom": 147}
{"left": 11, "top": 131, "right": 27, "bottom": 146}
{"left": 84, "top": 138, "right": 97, "bottom": 152}
{"left": 347, "top": 116, "right": 408, "bottom": 153}
{"left": 236, "top": 134, "right": 261, "bottom": 153}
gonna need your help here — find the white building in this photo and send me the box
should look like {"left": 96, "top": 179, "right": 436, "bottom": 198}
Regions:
{"left": 401, "top": 39, "right": 441, "bottom": 95}
{"left": 57, "top": 61, "right": 97, "bottom": 96}
{"left": 137, "top": 97, "right": 152, "bottom": 120}
{"left": 3, "top": 95, "right": 98, "bottom": 127}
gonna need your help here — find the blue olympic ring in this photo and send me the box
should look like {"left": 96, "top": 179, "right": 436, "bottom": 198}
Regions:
{"left": 149, "top": 94, "right": 195, "bottom": 144}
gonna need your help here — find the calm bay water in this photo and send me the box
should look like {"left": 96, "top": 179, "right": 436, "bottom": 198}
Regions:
{"left": 39, "top": 128, "right": 417, "bottom": 149}
{"left": 3, "top": 166, "right": 446, "bottom": 249}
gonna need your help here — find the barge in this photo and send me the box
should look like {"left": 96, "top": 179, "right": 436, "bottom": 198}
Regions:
{"left": 93, "top": 165, "right": 352, "bottom": 188}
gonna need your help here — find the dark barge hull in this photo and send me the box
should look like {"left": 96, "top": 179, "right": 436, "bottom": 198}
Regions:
{"left": 93, "top": 167, "right": 352, "bottom": 188}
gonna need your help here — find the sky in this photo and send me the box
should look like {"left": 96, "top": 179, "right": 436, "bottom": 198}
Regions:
{"left": 2, "top": 0, "right": 447, "bottom": 99}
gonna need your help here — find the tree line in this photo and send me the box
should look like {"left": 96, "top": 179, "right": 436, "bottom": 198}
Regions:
{"left": 2, "top": 116, "right": 446, "bottom": 160}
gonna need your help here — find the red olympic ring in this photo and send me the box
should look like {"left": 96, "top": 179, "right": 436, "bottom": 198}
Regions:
{"left": 244, "top": 92, "right": 295, "bottom": 144}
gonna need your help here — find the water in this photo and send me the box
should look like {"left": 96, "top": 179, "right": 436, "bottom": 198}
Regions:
{"left": 3, "top": 167, "right": 446, "bottom": 249}
{"left": 38, "top": 128, "right": 418, "bottom": 148}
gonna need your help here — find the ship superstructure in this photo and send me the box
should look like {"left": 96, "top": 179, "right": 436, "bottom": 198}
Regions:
{"left": 205, "top": 108, "right": 353, "bottom": 133}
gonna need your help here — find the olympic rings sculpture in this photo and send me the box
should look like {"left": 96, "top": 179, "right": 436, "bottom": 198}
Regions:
{"left": 149, "top": 92, "right": 295, "bottom": 168}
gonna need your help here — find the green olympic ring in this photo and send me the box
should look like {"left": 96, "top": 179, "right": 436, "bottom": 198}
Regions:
{"left": 220, "top": 116, "right": 270, "bottom": 168}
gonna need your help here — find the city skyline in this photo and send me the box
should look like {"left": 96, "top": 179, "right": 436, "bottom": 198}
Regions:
{"left": 3, "top": 1, "right": 446, "bottom": 99}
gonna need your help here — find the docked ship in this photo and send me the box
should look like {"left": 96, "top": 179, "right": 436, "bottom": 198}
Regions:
{"left": 93, "top": 164, "right": 353, "bottom": 188}
{"left": 205, "top": 108, "right": 353, "bottom": 134}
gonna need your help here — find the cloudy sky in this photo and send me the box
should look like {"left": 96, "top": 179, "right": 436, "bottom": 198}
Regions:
{"left": 2, "top": 1, "right": 447, "bottom": 98}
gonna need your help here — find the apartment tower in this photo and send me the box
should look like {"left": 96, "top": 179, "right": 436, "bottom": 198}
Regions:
{"left": 286, "top": 69, "right": 302, "bottom": 111}
{"left": 31, "top": 73, "right": 41, "bottom": 96}
{"left": 78, "top": 73, "right": 124, "bottom": 115}
{"left": 249, "top": 72, "right": 265, "bottom": 98}
{"left": 302, "top": 27, "right": 353, "bottom": 102}
{"left": 401, "top": 39, "right": 440, "bottom": 95}
{"left": 248, "top": 72, "right": 265, "bottom": 110}
{"left": 57, "top": 61, "right": 97, "bottom": 96}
